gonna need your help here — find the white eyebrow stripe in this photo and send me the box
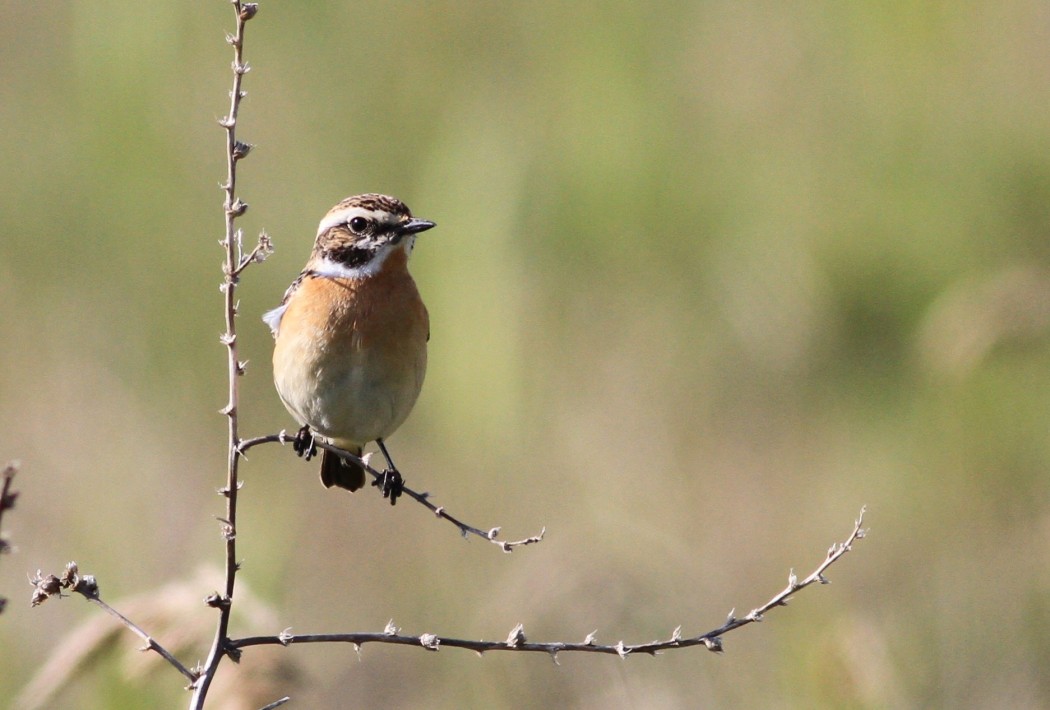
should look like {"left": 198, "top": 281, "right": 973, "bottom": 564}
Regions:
{"left": 316, "top": 207, "right": 387, "bottom": 237}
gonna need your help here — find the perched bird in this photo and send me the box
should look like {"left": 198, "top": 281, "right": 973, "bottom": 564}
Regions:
{"left": 263, "top": 193, "right": 435, "bottom": 498}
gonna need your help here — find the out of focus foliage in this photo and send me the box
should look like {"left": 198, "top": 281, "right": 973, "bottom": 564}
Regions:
{"left": 2, "top": 2, "right": 1048, "bottom": 708}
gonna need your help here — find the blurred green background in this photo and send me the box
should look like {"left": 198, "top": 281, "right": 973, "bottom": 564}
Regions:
{"left": 2, "top": 1, "right": 1049, "bottom": 708}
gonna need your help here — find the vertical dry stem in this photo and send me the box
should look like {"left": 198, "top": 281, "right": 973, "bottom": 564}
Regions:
{"left": 191, "top": 2, "right": 258, "bottom": 707}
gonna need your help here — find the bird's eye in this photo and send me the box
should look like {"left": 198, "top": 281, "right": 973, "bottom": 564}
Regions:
{"left": 348, "top": 217, "right": 369, "bottom": 234}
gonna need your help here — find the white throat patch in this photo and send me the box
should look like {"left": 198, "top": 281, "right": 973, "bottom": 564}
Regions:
{"left": 313, "top": 244, "right": 399, "bottom": 280}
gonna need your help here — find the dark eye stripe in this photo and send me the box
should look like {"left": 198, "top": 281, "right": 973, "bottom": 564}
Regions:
{"left": 322, "top": 242, "right": 373, "bottom": 269}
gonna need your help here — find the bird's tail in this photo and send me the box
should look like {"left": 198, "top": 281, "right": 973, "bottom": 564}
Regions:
{"left": 320, "top": 447, "right": 367, "bottom": 492}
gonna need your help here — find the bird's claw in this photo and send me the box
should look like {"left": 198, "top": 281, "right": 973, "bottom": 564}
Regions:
{"left": 372, "top": 468, "right": 404, "bottom": 505}
{"left": 292, "top": 426, "right": 317, "bottom": 461}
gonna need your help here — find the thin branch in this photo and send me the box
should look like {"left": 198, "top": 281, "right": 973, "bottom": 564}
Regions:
{"left": 192, "top": 2, "right": 262, "bottom": 708}
{"left": 229, "top": 508, "right": 868, "bottom": 659}
{"left": 238, "top": 432, "right": 546, "bottom": 552}
{"left": 258, "top": 698, "right": 291, "bottom": 710}
{"left": 29, "top": 563, "right": 198, "bottom": 683}
{"left": 0, "top": 460, "right": 20, "bottom": 615}
{"left": 231, "top": 231, "right": 272, "bottom": 278}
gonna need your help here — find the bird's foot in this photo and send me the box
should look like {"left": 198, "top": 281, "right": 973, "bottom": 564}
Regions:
{"left": 292, "top": 426, "right": 317, "bottom": 461}
{"left": 372, "top": 467, "right": 404, "bottom": 506}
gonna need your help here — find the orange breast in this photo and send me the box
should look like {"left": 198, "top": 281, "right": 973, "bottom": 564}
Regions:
{"left": 272, "top": 253, "right": 429, "bottom": 444}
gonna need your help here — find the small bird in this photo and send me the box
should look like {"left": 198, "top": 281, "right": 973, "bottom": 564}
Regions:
{"left": 263, "top": 193, "right": 435, "bottom": 499}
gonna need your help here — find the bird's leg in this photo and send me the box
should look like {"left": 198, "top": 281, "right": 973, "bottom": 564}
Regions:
{"left": 373, "top": 438, "right": 404, "bottom": 505}
{"left": 292, "top": 425, "right": 318, "bottom": 461}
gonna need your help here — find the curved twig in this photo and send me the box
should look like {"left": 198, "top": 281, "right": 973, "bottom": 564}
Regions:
{"left": 229, "top": 508, "right": 867, "bottom": 659}
{"left": 238, "top": 432, "right": 545, "bottom": 552}
{"left": 29, "top": 563, "right": 198, "bottom": 683}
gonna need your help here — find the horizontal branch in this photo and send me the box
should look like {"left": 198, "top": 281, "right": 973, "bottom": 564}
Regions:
{"left": 238, "top": 432, "right": 545, "bottom": 552}
{"left": 230, "top": 508, "right": 867, "bottom": 659}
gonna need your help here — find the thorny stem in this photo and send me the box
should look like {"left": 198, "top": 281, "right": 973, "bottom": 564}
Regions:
{"left": 237, "top": 433, "right": 546, "bottom": 552}
{"left": 228, "top": 509, "right": 868, "bottom": 659}
{"left": 0, "top": 461, "right": 20, "bottom": 615}
{"left": 28, "top": 562, "right": 198, "bottom": 683}
{"left": 192, "top": 2, "right": 259, "bottom": 708}
{"left": 90, "top": 595, "right": 199, "bottom": 683}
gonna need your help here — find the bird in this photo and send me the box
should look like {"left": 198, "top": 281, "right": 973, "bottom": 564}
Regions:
{"left": 263, "top": 193, "right": 435, "bottom": 500}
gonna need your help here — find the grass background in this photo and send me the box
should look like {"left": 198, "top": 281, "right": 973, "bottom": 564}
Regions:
{"left": 2, "top": 1, "right": 1049, "bottom": 707}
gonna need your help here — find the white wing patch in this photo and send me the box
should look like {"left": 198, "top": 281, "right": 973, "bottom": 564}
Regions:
{"left": 262, "top": 304, "right": 287, "bottom": 335}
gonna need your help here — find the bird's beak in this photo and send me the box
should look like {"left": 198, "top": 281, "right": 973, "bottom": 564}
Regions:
{"left": 399, "top": 218, "right": 436, "bottom": 236}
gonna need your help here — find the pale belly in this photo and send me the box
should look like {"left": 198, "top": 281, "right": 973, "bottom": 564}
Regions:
{"left": 274, "top": 330, "right": 427, "bottom": 444}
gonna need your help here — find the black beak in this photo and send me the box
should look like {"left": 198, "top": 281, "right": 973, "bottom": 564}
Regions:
{"left": 399, "top": 218, "right": 436, "bottom": 236}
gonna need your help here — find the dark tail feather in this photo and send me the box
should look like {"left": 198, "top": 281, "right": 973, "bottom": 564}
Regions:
{"left": 319, "top": 447, "right": 366, "bottom": 492}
